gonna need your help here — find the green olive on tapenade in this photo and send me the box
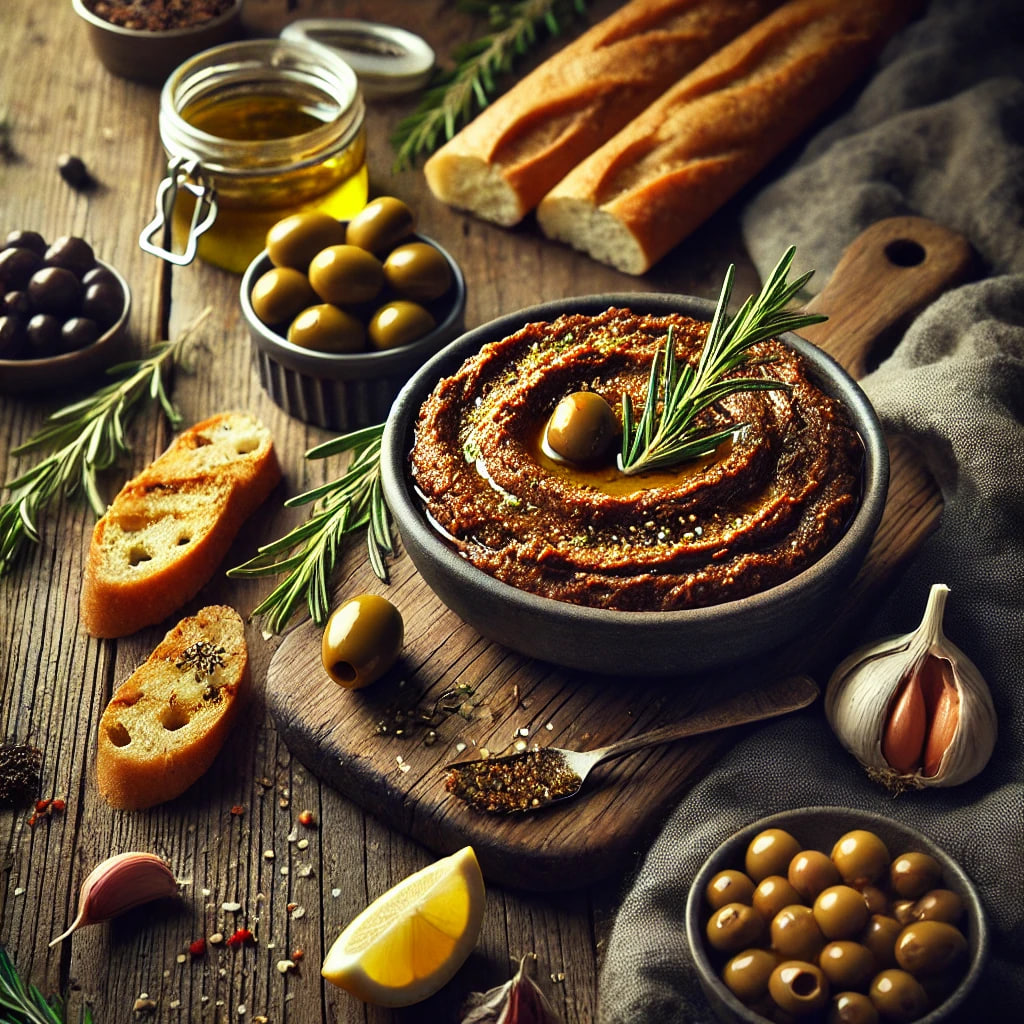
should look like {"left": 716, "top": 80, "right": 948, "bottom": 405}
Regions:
{"left": 345, "top": 195, "right": 415, "bottom": 255}
{"left": 321, "top": 594, "right": 404, "bottom": 690}
{"left": 308, "top": 244, "right": 385, "bottom": 306}
{"left": 383, "top": 241, "right": 452, "bottom": 302}
{"left": 544, "top": 391, "right": 619, "bottom": 467}
{"left": 251, "top": 266, "right": 318, "bottom": 326}
{"left": 369, "top": 300, "right": 435, "bottom": 351}
{"left": 266, "top": 210, "right": 348, "bottom": 271}
{"left": 288, "top": 303, "right": 365, "bottom": 353}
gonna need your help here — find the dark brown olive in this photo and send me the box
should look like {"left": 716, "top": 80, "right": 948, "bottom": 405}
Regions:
{"left": 82, "top": 279, "right": 124, "bottom": 330}
{"left": 345, "top": 195, "right": 415, "bottom": 255}
{"left": 770, "top": 905, "right": 825, "bottom": 961}
{"left": 383, "top": 242, "right": 452, "bottom": 302}
{"left": 81, "top": 264, "right": 116, "bottom": 289}
{"left": 44, "top": 235, "right": 95, "bottom": 277}
{"left": 745, "top": 829, "right": 802, "bottom": 883}
{"left": 813, "top": 885, "right": 870, "bottom": 940}
{"left": 832, "top": 830, "right": 890, "bottom": 888}
{"left": 309, "top": 244, "right": 384, "bottom": 306}
{"left": 59, "top": 316, "right": 100, "bottom": 353}
{"left": 827, "top": 990, "right": 879, "bottom": 1024}
{"left": 722, "top": 947, "right": 779, "bottom": 1004}
{"left": 287, "top": 304, "right": 365, "bottom": 354}
{"left": 911, "top": 888, "right": 964, "bottom": 924}
{"left": 889, "top": 852, "right": 943, "bottom": 900}
{"left": 266, "top": 211, "right": 347, "bottom": 271}
{"left": 818, "top": 940, "right": 875, "bottom": 990}
{"left": 4, "top": 290, "right": 31, "bottom": 318}
{"left": 789, "top": 850, "right": 842, "bottom": 901}
{"left": 544, "top": 392, "right": 619, "bottom": 466}
{"left": 754, "top": 876, "right": 804, "bottom": 921}
{"left": 891, "top": 900, "right": 916, "bottom": 926}
{"left": 894, "top": 920, "right": 967, "bottom": 975}
{"left": 57, "top": 153, "right": 91, "bottom": 189}
{"left": 25, "top": 313, "right": 62, "bottom": 357}
{"left": 0, "top": 246, "right": 43, "bottom": 290}
{"left": 706, "top": 902, "right": 764, "bottom": 953}
{"left": 321, "top": 594, "right": 404, "bottom": 689}
{"left": 4, "top": 229, "right": 46, "bottom": 255}
{"left": 28, "top": 266, "right": 82, "bottom": 317}
{"left": 768, "top": 960, "right": 830, "bottom": 1015}
{"left": 706, "top": 869, "right": 756, "bottom": 911}
{"left": 860, "top": 915, "right": 902, "bottom": 969}
{"left": 368, "top": 300, "right": 435, "bottom": 351}
{"left": 868, "top": 968, "right": 928, "bottom": 1022}
{"left": 0, "top": 315, "right": 27, "bottom": 359}
{"left": 250, "top": 266, "right": 318, "bottom": 327}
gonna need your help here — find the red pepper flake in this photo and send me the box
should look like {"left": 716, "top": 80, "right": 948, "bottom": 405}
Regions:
{"left": 189, "top": 938, "right": 207, "bottom": 956}
{"left": 50, "top": 798, "right": 65, "bottom": 812}
{"left": 291, "top": 948, "right": 304, "bottom": 961}
{"left": 286, "top": 902, "right": 298, "bottom": 913}
{"left": 35, "top": 798, "right": 51, "bottom": 812}
{"left": 297, "top": 809, "right": 316, "bottom": 828}
{"left": 230, "top": 804, "right": 245, "bottom": 816}
{"left": 226, "top": 927, "right": 253, "bottom": 948}
{"left": 27, "top": 814, "right": 37, "bottom": 827}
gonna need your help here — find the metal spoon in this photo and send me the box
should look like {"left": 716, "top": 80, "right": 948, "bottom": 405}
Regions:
{"left": 443, "top": 674, "right": 819, "bottom": 813}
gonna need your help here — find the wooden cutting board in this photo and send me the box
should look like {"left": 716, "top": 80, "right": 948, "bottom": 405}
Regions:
{"left": 266, "top": 217, "right": 975, "bottom": 891}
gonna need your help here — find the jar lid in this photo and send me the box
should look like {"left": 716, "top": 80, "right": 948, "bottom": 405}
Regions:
{"left": 280, "top": 19, "right": 435, "bottom": 98}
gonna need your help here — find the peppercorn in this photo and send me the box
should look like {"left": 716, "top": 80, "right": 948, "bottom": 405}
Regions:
{"left": 57, "top": 153, "right": 92, "bottom": 190}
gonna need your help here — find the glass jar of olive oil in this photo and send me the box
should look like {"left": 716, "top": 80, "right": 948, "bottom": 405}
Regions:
{"left": 147, "top": 39, "right": 367, "bottom": 273}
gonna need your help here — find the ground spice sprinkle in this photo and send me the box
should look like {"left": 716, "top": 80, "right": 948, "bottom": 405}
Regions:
{"left": 444, "top": 748, "right": 582, "bottom": 814}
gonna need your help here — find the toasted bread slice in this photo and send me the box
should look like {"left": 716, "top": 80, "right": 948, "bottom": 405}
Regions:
{"left": 96, "top": 605, "right": 249, "bottom": 810}
{"left": 80, "top": 411, "right": 281, "bottom": 638}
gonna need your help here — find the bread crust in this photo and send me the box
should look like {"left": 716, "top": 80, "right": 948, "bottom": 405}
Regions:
{"left": 537, "top": 0, "right": 921, "bottom": 273}
{"left": 423, "top": 0, "right": 781, "bottom": 225}
{"left": 80, "top": 412, "right": 281, "bottom": 638}
{"left": 96, "top": 605, "right": 249, "bottom": 810}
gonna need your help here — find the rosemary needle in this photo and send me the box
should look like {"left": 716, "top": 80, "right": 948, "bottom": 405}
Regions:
{"left": 0, "top": 311, "right": 206, "bottom": 576}
{"left": 0, "top": 945, "right": 93, "bottom": 1023}
{"left": 618, "top": 247, "right": 828, "bottom": 476}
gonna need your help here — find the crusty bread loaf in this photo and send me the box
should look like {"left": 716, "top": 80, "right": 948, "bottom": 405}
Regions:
{"left": 97, "top": 605, "right": 249, "bottom": 810}
{"left": 80, "top": 412, "right": 281, "bottom": 638}
{"left": 536, "top": 0, "right": 920, "bottom": 273}
{"left": 423, "top": 0, "right": 781, "bottom": 226}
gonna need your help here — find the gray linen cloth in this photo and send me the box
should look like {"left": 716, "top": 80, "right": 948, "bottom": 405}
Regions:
{"left": 597, "top": 1, "right": 1024, "bottom": 1020}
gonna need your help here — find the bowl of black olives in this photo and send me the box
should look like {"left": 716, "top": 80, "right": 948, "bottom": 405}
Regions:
{"left": 0, "top": 230, "right": 131, "bottom": 394}
{"left": 686, "top": 807, "right": 988, "bottom": 1024}
{"left": 240, "top": 198, "right": 466, "bottom": 432}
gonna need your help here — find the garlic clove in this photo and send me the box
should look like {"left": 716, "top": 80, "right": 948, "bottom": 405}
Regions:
{"left": 49, "top": 851, "right": 178, "bottom": 947}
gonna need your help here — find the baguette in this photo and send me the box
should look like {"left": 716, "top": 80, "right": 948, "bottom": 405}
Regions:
{"left": 96, "top": 605, "right": 249, "bottom": 810}
{"left": 536, "top": 0, "right": 920, "bottom": 274}
{"left": 80, "top": 412, "right": 281, "bottom": 638}
{"left": 423, "top": 0, "right": 781, "bottom": 226}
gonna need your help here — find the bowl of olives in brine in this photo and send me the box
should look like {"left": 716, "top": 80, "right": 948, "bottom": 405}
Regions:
{"left": 685, "top": 807, "right": 987, "bottom": 1024}
{"left": 240, "top": 197, "right": 466, "bottom": 432}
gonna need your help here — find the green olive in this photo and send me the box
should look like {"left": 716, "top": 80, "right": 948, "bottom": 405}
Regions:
{"left": 251, "top": 266, "right": 318, "bottom": 326}
{"left": 860, "top": 915, "right": 902, "bottom": 969}
{"left": 859, "top": 885, "right": 890, "bottom": 916}
{"left": 754, "top": 876, "right": 804, "bottom": 921}
{"left": 894, "top": 920, "right": 967, "bottom": 975}
{"left": 544, "top": 392, "right": 619, "bottom": 466}
{"left": 768, "top": 960, "right": 830, "bottom": 1015}
{"left": 706, "top": 902, "right": 764, "bottom": 954}
{"left": 911, "top": 888, "right": 964, "bottom": 924}
{"left": 383, "top": 242, "right": 453, "bottom": 302}
{"left": 831, "top": 830, "right": 890, "bottom": 888}
{"left": 745, "top": 829, "right": 802, "bottom": 883}
{"left": 368, "top": 300, "right": 435, "bottom": 351}
{"left": 868, "top": 969, "right": 928, "bottom": 1022}
{"left": 266, "top": 211, "right": 347, "bottom": 271}
{"left": 889, "top": 852, "right": 943, "bottom": 900}
{"left": 789, "top": 850, "right": 842, "bottom": 902}
{"left": 827, "top": 991, "right": 879, "bottom": 1024}
{"left": 818, "top": 941, "right": 875, "bottom": 991}
{"left": 813, "top": 885, "right": 870, "bottom": 940}
{"left": 722, "top": 947, "right": 779, "bottom": 1004}
{"left": 770, "top": 905, "right": 825, "bottom": 962}
{"left": 706, "top": 869, "right": 755, "bottom": 911}
{"left": 308, "top": 244, "right": 385, "bottom": 305}
{"left": 346, "top": 195, "right": 415, "bottom": 255}
{"left": 321, "top": 594, "right": 404, "bottom": 690}
{"left": 288, "top": 304, "right": 365, "bottom": 353}
{"left": 891, "top": 900, "right": 916, "bottom": 926}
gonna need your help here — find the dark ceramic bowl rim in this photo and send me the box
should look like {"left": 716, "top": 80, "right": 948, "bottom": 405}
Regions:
{"left": 381, "top": 292, "right": 888, "bottom": 638}
{"left": 239, "top": 232, "right": 467, "bottom": 378}
{"left": 71, "top": 0, "right": 243, "bottom": 40}
{"left": 684, "top": 806, "right": 989, "bottom": 1023}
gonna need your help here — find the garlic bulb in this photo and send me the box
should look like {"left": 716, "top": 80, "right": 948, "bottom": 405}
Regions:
{"left": 825, "top": 583, "right": 997, "bottom": 792}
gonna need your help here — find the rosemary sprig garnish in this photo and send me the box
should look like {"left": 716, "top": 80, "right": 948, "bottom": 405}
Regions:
{"left": 0, "top": 312, "right": 205, "bottom": 576}
{"left": 227, "top": 423, "right": 393, "bottom": 635}
{"left": 618, "top": 247, "right": 827, "bottom": 476}
{"left": 0, "top": 945, "right": 93, "bottom": 1023}
{"left": 391, "top": 0, "right": 588, "bottom": 171}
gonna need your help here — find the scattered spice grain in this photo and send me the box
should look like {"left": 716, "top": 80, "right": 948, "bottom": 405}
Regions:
{"left": 87, "top": 0, "right": 234, "bottom": 32}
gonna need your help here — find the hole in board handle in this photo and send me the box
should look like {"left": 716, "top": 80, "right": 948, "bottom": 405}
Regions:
{"left": 884, "top": 239, "right": 926, "bottom": 268}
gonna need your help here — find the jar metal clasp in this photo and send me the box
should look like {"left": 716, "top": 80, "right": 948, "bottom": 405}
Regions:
{"left": 139, "top": 156, "right": 218, "bottom": 266}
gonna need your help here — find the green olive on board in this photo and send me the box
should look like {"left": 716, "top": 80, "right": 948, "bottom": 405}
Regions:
{"left": 745, "top": 828, "right": 802, "bottom": 883}
{"left": 321, "top": 594, "right": 404, "bottom": 690}
{"left": 368, "top": 300, "right": 435, "bottom": 351}
{"left": 383, "top": 241, "right": 452, "bottom": 301}
{"left": 868, "top": 969, "right": 928, "bottom": 1022}
{"left": 544, "top": 392, "right": 619, "bottom": 466}
{"left": 828, "top": 990, "right": 880, "bottom": 1024}
{"left": 266, "top": 211, "right": 347, "bottom": 271}
{"left": 288, "top": 303, "right": 365, "bottom": 353}
{"left": 251, "top": 266, "right": 318, "bottom": 326}
{"left": 722, "top": 948, "right": 779, "bottom": 1004}
{"left": 768, "top": 960, "right": 830, "bottom": 1015}
{"left": 813, "top": 885, "right": 870, "bottom": 940}
{"left": 346, "top": 195, "right": 415, "bottom": 255}
{"left": 308, "top": 244, "right": 384, "bottom": 306}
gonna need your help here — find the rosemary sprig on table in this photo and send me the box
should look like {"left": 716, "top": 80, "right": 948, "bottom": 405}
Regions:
{"left": 0, "top": 312, "right": 205, "bottom": 576}
{"left": 227, "top": 424, "right": 393, "bottom": 635}
{"left": 618, "top": 247, "right": 827, "bottom": 476}
{"left": 0, "top": 945, "right": 93, "bottom": 1024}
{"left": 391, "top": 0, "right": 588, "bottom": 171}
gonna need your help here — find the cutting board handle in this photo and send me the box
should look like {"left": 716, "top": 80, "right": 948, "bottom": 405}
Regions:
{"left": 798, "top": 216, "right": 976, "bottom": 378}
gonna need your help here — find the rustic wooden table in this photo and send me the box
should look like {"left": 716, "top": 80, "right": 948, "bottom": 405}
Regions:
{"left": 0, "top": 2, "right": 769, "bottom": 1021}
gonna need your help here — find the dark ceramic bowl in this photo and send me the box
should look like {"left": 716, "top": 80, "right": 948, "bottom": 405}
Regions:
{"left": 0, "top": 258, "right": 131, "bottom": 394}
{"left": 240, "top": 232, "right": 466, "bottom": 433}
{"left": 380, "top": 294, "right": 888, "bottom": 677}
{"left": 72, "top": 0, "right": 244, "bottom": 86}
{"left": 685, "top": 807, "right": 988, "bottom": 1024}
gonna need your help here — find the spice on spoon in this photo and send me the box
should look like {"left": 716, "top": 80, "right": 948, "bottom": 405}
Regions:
{"left": 444, "top": 748, "right": 582, "bottom": 814}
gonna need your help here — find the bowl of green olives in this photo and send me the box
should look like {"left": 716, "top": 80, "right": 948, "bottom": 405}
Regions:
{"left": 240, "top": 201, "right": 466, "bottom": 432}
{"left": 686, "top": 807, "right": 988, "bottom": 1024}
{"left": 0, "top": 230, "right": 131, "bottom": 394}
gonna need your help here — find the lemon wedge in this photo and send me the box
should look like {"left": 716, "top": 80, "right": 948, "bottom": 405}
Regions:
{"left": 322, "top": 845, "right": 486, "bottom": 1007}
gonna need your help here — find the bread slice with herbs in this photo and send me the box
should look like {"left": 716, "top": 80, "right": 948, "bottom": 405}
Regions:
{"left": 80, "top": 411, "right": 281, "bottom": 638}
{"left": 96, "top": 605, "right": 250, "bottom": 810}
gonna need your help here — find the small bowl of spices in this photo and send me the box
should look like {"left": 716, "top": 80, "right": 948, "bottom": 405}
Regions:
{"left": 72, "top": 0, "right": 244, "bottom": 87}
